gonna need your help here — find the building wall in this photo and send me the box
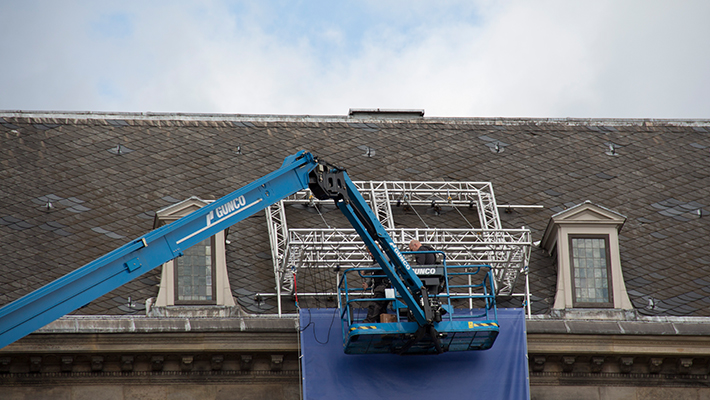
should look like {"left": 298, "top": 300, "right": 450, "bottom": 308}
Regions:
{"left": 532, "top": 386, "right": 710, "bottom": 400}
{"left": 2, "top": 383, "right": 300, "bottom": 400}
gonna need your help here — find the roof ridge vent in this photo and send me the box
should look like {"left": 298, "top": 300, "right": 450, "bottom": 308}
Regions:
{"left": 348, "top": 108, "right": 424, "bottom": 119}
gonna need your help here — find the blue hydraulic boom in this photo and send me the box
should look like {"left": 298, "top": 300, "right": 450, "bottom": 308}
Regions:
{"left": 311, "top": 165, "right": 499, "bottom": 355}
{"left": 0, "top": 151, "right": 498, "bottom": 354}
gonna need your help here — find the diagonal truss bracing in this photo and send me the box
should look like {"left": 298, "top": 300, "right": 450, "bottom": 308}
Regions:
{"left": 265, "top": 181, "right": 531, "bottom": 306}
{"left": 284, "top": 228, "right": 530, "bottom": 296}
{"left": 276, "top": 181, "right": 502, "bottom": 229}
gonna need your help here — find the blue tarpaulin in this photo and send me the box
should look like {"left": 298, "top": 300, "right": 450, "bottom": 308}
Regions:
{"left": 299, "top": 308, "right": 529, "bottom": 400}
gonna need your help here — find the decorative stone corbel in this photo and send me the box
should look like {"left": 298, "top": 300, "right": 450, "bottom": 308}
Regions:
{"left": 151, "top": 355, "right": 164, "bottom": 371}
{"left": 678, "top": 358, "right": 693, "bottom": 374}
{"left": 181, "top": 356, "right": 194, "bottom": 371}
{"left": 121, "top": 355, "right": 134, "bottom": 372}
{"left": 29, "top": 356, "right": 42, "bottom": 373}
{"left": 240, "top": 355, "right": 253, "bottom": 371}
{"left": 590, "top": 356, "right": 605, "bottom": 373}
{"left": 270, "top": 354, "right": 284, "bottom": 371}
{"left": 619, "top": 357, "right": 633, "bottom": 373}
{"left": 91, "top": 356, "right": 104, "bottom": 372}
{"left": 649, "top": 357, "right": 663, "bottom": 373}
{"left": 532, "top": 356, "right": 546, "bottom": 372}
{"left": 61, "top": 356, "right": 74, "bottom": 373}
{"left": 0, "top": 357, "right": 11, "bottom": 373}
{"left": 211, "top": 355, "right": 224, "bottom": 371}
{"left": 562, "top": 356, "right": 576, "bottom": 373}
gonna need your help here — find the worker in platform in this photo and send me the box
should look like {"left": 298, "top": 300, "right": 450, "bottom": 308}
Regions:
{"left": 362, "top": 251, "right": 391, "bottom": 323}
{"left": 409, "top": 239, "right": 446, "bottom": 298}
{"left": 408, "top": 239, "right": 437, "bottom": 265}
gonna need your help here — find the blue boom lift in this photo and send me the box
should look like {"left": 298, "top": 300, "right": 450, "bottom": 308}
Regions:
{"left": 0, "top": 151, "right": 498, "bottom": 354}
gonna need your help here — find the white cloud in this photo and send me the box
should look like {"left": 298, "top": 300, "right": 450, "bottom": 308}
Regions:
{"left": 0, "top": 1, "right": 708, "bottom": 118}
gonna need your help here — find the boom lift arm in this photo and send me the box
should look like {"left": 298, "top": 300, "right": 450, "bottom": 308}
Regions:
{"left": 0, "top": 151, "right": 432, "bottom": 351}
{"left": 308, "top": 164, "right": 430, "bottom": 326}
{"left": 309, "top": 164, "right": 456, "bottom": 354}
{"left": 309, "top": 164, "right": 492, "bottom": 355}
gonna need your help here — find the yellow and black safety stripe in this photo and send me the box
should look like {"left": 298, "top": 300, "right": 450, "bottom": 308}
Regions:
{"left": 468, "top": 322, "right": 499, "bottom": 328}
{"left": 350, "top": 326, "right": 377, "bottom": 331}
{"left": 351, "top": 322, "right": 499, "bottom": 332}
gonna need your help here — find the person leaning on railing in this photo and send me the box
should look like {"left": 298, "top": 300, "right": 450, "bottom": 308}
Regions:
{"left": 408, "top": 239, "right": 436, "bottom": 265}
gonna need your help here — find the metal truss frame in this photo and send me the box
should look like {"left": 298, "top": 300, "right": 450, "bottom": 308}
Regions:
{"left": 265, "top": 181, "right": 532, "bottom": 315}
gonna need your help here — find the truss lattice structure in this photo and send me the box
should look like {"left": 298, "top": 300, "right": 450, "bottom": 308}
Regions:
{"left": 265, "top": 181, "right": 531, "bottom": 311}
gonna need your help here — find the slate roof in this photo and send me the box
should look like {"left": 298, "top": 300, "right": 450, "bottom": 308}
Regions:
{"left": 1, "top": 112, "right": 709, "bottom": 317}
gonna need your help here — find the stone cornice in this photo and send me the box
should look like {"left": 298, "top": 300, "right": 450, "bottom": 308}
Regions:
{"left": 2, "top": 110, "right": 710, "bottom": 126}
{"left": 528, "top": 314, "right": 710, "bottom": 336}
{"left": 529, "top": 333, "right": 710, "bottom": 356}
{"left": 0, "top": 331, "right": 299, "bottom": 354}
{"left": 527, "top": 317, "right": 710, "bottom": 383}
{"left": 32, "top": 315, "right": 298, "bottom": 334}
{"left": 0, "top": 315, "right": 299, "bottom": 355}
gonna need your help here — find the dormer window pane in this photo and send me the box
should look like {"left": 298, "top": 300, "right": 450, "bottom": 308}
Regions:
{"left": 571, "top": 236, "right": 613, "bottom": 307}
{"left": 175, "top": 237, "right": 216, "bottom": 303}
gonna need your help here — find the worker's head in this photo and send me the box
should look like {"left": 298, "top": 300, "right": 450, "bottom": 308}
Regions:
{"left": 408, "top": 240, "right": 421, "bottom": 251}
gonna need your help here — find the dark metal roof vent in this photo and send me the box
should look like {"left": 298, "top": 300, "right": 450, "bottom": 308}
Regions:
{"left": 108, "top": 144, "right": 134, "bottom": 155}
{"left": 478, "top": 135, "right": 509, "bottom": 153}
{"left": 348, "top": 108, "right": 424, "bottom": 119}
{"left": 605, "top": 142, "right": 620, "bottom": 156}
{"left": 357, "top": 145, "right": 376, "bottom": 157}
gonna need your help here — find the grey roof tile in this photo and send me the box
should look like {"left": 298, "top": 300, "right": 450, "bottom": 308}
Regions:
{"left": 1, "top": 114, "right": 709, "bottom": 316}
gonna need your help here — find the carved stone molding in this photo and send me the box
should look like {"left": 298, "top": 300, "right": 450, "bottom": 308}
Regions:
{"left": 529, "top": 354, "right": 710, "bottom": 382}
{"left": 0, "top": 351, "right": 299, "bottom": 387}
{"left": 0, "top": 352, "right": 293, "bottom": 376}
{"left": 530, "top": 370, "right": 710, "bottom": 389}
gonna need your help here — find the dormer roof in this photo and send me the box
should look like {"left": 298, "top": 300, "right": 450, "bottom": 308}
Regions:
{"left": 541, "top": 201, "right": 627, "bottom": 252}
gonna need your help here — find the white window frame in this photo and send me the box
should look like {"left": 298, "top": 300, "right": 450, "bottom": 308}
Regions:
{"left": 569, "top": 234, "right": 614, "bottom": 308}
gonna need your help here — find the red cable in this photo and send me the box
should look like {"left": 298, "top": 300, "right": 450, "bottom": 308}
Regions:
{"left": 294, "top": 271, "right": 299, "bottom": 308}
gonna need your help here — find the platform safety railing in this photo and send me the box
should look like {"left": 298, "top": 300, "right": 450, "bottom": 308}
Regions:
{"left": 337, "top": 251, "right": 497, "bottom": 327}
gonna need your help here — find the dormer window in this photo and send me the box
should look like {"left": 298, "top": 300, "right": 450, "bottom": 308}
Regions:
{"left": 152, "top": 197, "right": 235, "bottom": 308}
{"left": 540, "top": 201, "right": 632, "bottom": 310}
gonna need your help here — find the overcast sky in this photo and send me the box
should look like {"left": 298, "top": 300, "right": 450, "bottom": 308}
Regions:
{"left": 1, "top": 1, "right": 708, "bottom": 118}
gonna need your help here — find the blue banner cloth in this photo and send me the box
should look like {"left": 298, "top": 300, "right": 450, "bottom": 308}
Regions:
{"left": 300, "top": 308, "right": 529, "bottom": 400}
